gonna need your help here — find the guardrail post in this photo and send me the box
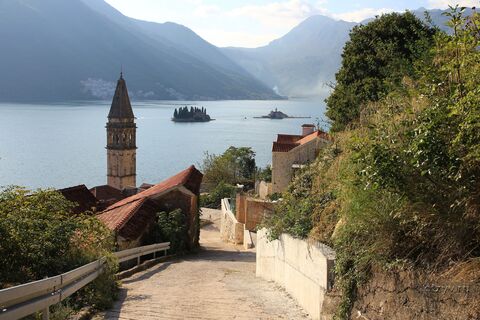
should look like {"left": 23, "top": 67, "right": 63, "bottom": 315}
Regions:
{"left": 42, "top": 307, "right": 49, "bottom": 320}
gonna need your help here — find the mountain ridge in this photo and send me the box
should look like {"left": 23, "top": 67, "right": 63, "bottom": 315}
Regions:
{"left": 0, "top": 0, "right": 278, "bottom": 102}
{"left": 221, "top": 8, "right": 474, "bottom": 98}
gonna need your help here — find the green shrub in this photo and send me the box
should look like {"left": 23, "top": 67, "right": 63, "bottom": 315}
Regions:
{"left": 200, "top": 182, "right": 236, "bottom": 209}
{"left": 264, "top": 7, "right": 480, "bottom": 319}
{"left": 0, "top": 186, "right": 118, "bottom": 314}
{"left": 201, "top": 146, "right": 256, "bottom": 188}
{"left": 153, "top": 209, "right": 187, "bottom": 254}
{"left": 256, "top": 165, "right": 272, "bottom": 183}
{"left": 326, "top": 11, "right": 435, "bottom": 131}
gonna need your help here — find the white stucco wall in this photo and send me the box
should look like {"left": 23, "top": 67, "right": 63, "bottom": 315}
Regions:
{"left": 256, "top": 229, "right": 336, "bottom": 320}
{"left": 220, "top": 198, "right": 244, "bottom": 244}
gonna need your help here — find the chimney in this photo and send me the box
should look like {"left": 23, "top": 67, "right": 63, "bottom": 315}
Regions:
{"left": 302, "top": 124, "right": 315, "bottom": 136}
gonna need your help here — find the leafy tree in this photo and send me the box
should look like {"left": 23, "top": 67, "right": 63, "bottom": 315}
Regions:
{"left": 256, "top": 165, "right": 272, "bottom": 183}
{"left": 326, "top": 12, "right": 435, "bottom": 131}
{"left": 201, "top": 146, "right": 256, "bottom": 188}
{"left": 264, "top": 7, "right": 480, "bottom": 319}
{"left": 153, "top": 209, "right": 187, "bottom": 253}
{"left": 200, "top": 182, "right": 236, "bottom": 209}
{"left": 0, "top": 186, "right": 118, "bottom": 313}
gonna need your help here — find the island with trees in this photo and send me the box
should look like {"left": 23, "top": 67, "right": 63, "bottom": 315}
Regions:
{"left": 172, "top": 106, "right": 212, "bottom": 122}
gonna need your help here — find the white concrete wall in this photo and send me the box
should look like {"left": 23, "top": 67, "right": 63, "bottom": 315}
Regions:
{"left": 243, "top": 227, "right": 254, "bottom": 250}
{"left": 220, "top": 198, "right": 244, "bottom": 244}
{"left": 256, "top": 229, "right": 336, "bottom": 320}
{"left": 256, "top": 181, "right": 272, "bottom": 199}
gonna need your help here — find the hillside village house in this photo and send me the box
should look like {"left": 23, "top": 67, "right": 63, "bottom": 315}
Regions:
{"left": 59, "top": 185, "right": 98, "bottom": 215}
{"left": 97, "top": 166, "right": 203, "bottom": 250}
{"left": 271, "top": 124, "right": 331, "bottom": 194}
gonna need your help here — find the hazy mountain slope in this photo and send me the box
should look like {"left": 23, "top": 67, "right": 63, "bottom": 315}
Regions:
{"left": 0, "top": 0, "right": 278, "bottom": 102}
{"left": 222, "top": 9, "right": 472, "bottom": 98}
{"left": 81, "top": 0, "right": 261, "bottom": 84}
{"left": 223, "top": 16, "right": 356, "bottom": 97}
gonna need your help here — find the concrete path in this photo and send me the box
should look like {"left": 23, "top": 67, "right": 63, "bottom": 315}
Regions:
{"left": 97, "top": 208, "right": 308, "bottom": 320}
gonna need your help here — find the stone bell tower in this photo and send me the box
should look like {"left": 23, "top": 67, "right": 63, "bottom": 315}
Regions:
{"left": 106, "top": 73, "right": 136, "bottom": 190}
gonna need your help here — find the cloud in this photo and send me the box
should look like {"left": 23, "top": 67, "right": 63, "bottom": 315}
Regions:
{"left": 333, "top": 8, "right": 396, "bottom": 22}
{"left": 228, "top": 0, "right": 329, "bottom": 29}
{"left": 194, "top": 4, "right": 221, "bottom": 17}
{"left": 427, "top": 0, "right": 479, "bottom": 9}
{"left": 195, "top": 28, "right": 278, "bottom": 48}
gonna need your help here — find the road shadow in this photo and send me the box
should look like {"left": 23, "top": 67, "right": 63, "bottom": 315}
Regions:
{"left": 101, "top": 288, "right": 152, "bottom": 320}
{"left": 186, "top": 248, "right": 256, "bottom": 263}
{"left": 121, "top": 260, "right": 178, "bottom": 284}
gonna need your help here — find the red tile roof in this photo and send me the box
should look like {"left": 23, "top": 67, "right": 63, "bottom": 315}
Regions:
{"left": 106, "top": 165, "right": 202, "bottom": 211}
{"left": 97, "top": 165, "right": 203, "bottom": 232}
{"left": 272, "top": 130, "right": 331, "bottom": 153}
{"left": 272, "top": 142, "right": 298, "bottom": 152}
{"left": 98, "top": 198, "right": 146, "bottom": 231}
{"left": 276, "top": 134, "right": 303, "bottom": 144}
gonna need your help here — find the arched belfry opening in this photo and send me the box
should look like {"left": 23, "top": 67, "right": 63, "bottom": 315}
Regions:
{"left": 106, "top": 73, "right": 137, "bottom": 190}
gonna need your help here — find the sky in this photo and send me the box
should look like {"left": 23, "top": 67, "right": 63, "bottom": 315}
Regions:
{"left": 104, "top": 0, "right": 479, "bottom": 47}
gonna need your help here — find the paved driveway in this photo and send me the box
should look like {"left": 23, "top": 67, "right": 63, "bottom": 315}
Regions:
{"left": 97, "top": 208, "right": 308, "bottom": 320}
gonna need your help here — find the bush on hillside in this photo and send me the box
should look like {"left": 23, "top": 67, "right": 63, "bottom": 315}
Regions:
{"left": 201, "top": 146, "right": 256, "bottom": 189}
{"left": 0, "top": 186, "right": 118, "bottom": 315}
{"left": 200, "top": 182, "right": 236, "bottom": 209}
{"left": 326, "top": 11, "right": 435, "bottom": 131}
{"left": 256, "top": 165, "right": 272, "bottom": 183}
{"left": 263, "top": 7, "right": 480, "bottom": 319}
{"left": 152, "top": 209, "right": 187, "bottom": 254}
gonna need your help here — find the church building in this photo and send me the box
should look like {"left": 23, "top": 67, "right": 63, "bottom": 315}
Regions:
{"left": 106, "top": 73, "right": 137, "bottom": 190}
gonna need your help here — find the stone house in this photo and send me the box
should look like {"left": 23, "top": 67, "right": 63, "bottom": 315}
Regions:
{"left": 271, "top": 124, "right": 331, "bottom": 194}
{"left": 59, "top": 184, "right": 98, "bottom": 215}
{"left": 97, "top": 165, "right": 203, "bottom": 250}
{"left": 89, "top": 184, "right": 126, "bottom": 211}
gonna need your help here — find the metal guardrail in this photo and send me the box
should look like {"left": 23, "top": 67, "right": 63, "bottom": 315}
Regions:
{"left": 0, "top": 242, "right": 170, "bottom": 320}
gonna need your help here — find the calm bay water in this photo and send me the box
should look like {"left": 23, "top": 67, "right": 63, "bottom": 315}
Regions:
{"left": 0, "top": 99, "right": 326, "bottom": 189}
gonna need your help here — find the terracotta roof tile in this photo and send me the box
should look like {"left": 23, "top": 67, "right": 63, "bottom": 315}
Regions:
{"left": 272, "top": 142, "right": 298, "bottom": 152}
{"left": 97, "top": 198, "right": 146, "bottom": 231}
{"left": 107, "top": 165, "right": 202, "bottom": 211}
{"left": 272, "top": 130, "right": 332, "bottom": 153}
{"left": 276, "top": 134, "right": 303, "bottom": 144}
{"left": 97, "top": 165, "right": 203, "bottom": 232}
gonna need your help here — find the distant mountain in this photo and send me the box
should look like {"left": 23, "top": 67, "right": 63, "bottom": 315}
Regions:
{"left": 223, "top": 16, "right": 356, "bottom": 98}
{"left": 0, "top": 0, "right": 278, "bottom": 102}
{"left": 222, "top": 9, "right": 474, "bottom": 98}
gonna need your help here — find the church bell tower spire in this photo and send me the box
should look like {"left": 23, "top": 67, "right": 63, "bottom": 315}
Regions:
{"left": 106, "top": 73, "right": 136, "bottom": 190}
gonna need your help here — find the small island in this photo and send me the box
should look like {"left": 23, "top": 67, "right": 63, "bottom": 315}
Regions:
{"left": 172, "top": 106, "right": 212, "bottom": 122}
{"left": 254, "top": 108, "right": 311, "bottom": 120}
